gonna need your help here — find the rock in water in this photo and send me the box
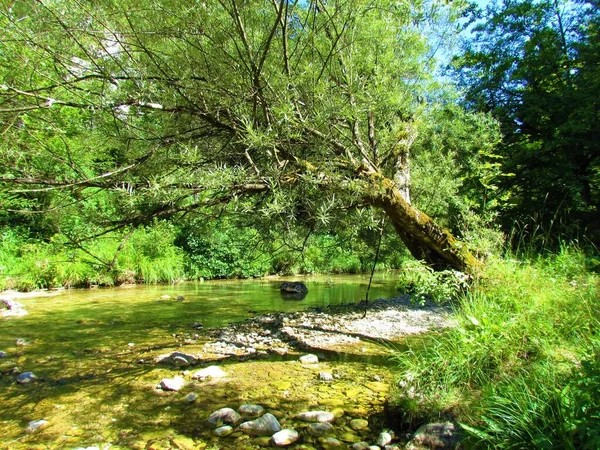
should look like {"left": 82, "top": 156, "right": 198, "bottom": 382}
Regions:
{"left": 279, "top": 281, "right": 308, "bottom": 294}
{"left": 206, "top": 408, "right": 242, "bottom": 428}
{"left": 16, "top": 371, "right": 37, "bottom": 384}
{"left": 350, "top": 443, "right": 371, "bottom": 450}
{"left": 319, "top": 372, "right": 334, "bottom": 382}
{"left": 272, "top": 429, "right": 299, "bottom": 446}
{"left": 307, "top": 422, "right": 334, "bottom": 436}
{"left": 213, "top": 425, "right": 234, "bottom": 437}
{"left": 26, "top": 419, "right": 48, "bottom": 432}
{"left": 0, "top": 350, "right": 5, "bottom": 358}
{"left": 376, "top": 431, "right": 393, "bottom": 447}
{"left": 319, "top": 437, "right": 347, "bottom": 449}
{"left": 238, "top": 413, "right": 281, "bottom": 436}
{"left": 299, "top": 354, "right": 319, "bottom": 364}
{"left": 238, "top": 404, "right": 265, "bottom": 419}
{"left": 349, "top": 419, "right": 369, "bottom": 431}
{"left": 184, "top": 393, "right": 198, "bottom": 402}
{"left": 159, "top": 376, "right": 184, "bottom": 391}
{"left": 192, "top": 365, "right": 227, "bottom": 380}
{"left": 298, "top": 410, "right": 335, "bottom": 423}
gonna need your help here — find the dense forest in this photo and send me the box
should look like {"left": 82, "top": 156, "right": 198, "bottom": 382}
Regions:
{"left": 1, "top": 0, "right": 599, "bottom": 448}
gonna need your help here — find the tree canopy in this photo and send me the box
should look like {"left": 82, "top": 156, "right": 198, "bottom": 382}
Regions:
{"left": 0, "top": 0, "right": 504, "bottom": 273}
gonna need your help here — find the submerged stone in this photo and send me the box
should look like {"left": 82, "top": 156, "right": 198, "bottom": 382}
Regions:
{"left": 319, "top": 372, "right": 334, "bottom": 382}
{"left": 213, "top": 425, "right": 234, "bottom": 437}
{"left": 238, "top": 413, "right": 281, "bottom": 436}
{"left": 307, "top": 422, "right": 333, "bottom": 437}
{"left": 350, "top": 443, "right": 371, "bottom": 450}
{"left": 349, "top": 419, "right": 369, "bottom": 431}
{"left": 159, "top": 376, "right": 184, "bottom": 391}
{"left": 26, "top": 419, "right": 48, "bottom": 433}
{"left": 16, "top": 371, "right": 37, "bottom": 384}
{"left": 193, "top": 365, "right": 227, "bottom": 380}
{"left": 298, "top": 411, "right": 335, "bottom": 423}
{"left": 299, "top": 354, "right": 319, "bottom": 364}
{"left": 155, "top": 351, "right": 198, "bottom": 366}
{"left": 184, "top": 393, "right": 198, "bottom": 402}
{"left": 376, "top": 431, "right": 393, "bottom": 447}
{"left": 272, "top": 428, "right": 299, "bottom": 446}
{"left": 0, "top": 350, "right": 6, "bottom": 358}
{"left": 238, "top": 404, "right": 265, "bottom": 419}
{"left": 207, "top": 408, "right": 242, "bottom": 428}
{"left": 319, "top": 437, "right": 347, "bottom": 449}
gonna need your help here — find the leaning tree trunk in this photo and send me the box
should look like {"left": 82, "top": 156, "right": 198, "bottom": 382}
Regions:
{"left": 363, "top": 171, "right": 482, "bottom": 274}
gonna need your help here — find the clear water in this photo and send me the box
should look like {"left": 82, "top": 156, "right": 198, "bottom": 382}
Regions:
{"left": 0, "top": 273, "right": 400, "bottom": 449}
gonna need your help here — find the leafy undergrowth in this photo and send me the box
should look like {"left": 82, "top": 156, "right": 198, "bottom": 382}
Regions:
{"left": 390, "top": 247, "right": 600, "bottom": 449}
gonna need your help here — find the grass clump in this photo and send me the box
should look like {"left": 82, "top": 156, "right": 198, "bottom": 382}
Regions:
{"left": 390, "top": 247, "right": 600, "bottom": 449}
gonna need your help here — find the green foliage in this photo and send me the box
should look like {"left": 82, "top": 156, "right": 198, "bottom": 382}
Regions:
{"left": 396, "top": 260, "right": 471, "bottom": 303}
{"left": 391, "top": 248, "right": 600, "bottom": 448}
{"left": 454, "top": 0, "right": 600, "bottom": 245}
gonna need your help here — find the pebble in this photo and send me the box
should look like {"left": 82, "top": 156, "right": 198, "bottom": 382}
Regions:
{"left": 299, "top": 354, "right": 319, "bottom": 364}
{"left": 26, "top": 419, "right": 48, "bottom": 433}
{"left": 207, "top": 407, "right": 242, "bottom": 428}
{"left": 319, "top": 437, "right": 346, "bottom": 449}
{"left": 184, "top": 393, "right": 198, "bottom": 402}
{"left": 193, "top": 365, "right": 227, "bottom": 380}
{"left": 159, "top": 376, "right": 184, "bottom": 391}
{"left": 349, "top": 419, "right": 369, "bottom": 431}
{"left": 376, "top": 431, "right": 393, "bottom": 447}
{"left": 298, "top": 411, "right": 335, "bottom": 423}
{"left": 307, "top": 422, "right": 333, "bottom": 436}
{"left": 271, "top": 428, "right": 299, "bottom": 446}
{"left": 213, "top": 425, "right": 234, "bottom": 437}
{"left": 16, "top": 371, "right": 37, "bottom": 384}
{"left": 319, "top": 372, "right": 334, "bottom": 382}
{"left": 238, "top": 404, "right": 265, "bottom": 419}
{"left": 238, "top": 413, "right": 281, "bottom": 436}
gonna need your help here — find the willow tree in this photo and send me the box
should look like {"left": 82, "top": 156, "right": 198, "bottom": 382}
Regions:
{"left": 0, "top": 0, "right": 485, "bottom": 273}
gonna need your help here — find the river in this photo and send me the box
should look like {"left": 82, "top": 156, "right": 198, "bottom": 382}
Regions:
{"left": 0, "top": 273, "right": 405, "bottom": 449}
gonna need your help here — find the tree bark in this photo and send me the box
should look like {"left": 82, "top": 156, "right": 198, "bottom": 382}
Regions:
{"left": 363, "top": 171, "right": 483, "bottom": 274}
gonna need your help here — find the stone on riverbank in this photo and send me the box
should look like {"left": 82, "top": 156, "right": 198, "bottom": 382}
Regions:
{"left": 207, "top": 408, "right": 242, "bottom": 428}
{"left": 16, "top": 371, "right": 37, "bottom": 384}
{"left": 272, "top": 428, "right": 299, "bottom": 446}
{"left": 298, "top": 411, "right": 335, "bottom": 423}
{"left": 155, "top": 351, "right": 198, "bottom": 366}
{"left": 238, "top": 413, "right": 281, "bottom": 436}
{"left": 159, "top": 376, "right": 184, "bottom": 391}
{"left": 405, "top": 422, "right": 462, "bottom": 450}
{"left": 238, "top": 404, "right": 265, "bottom": 419}
{"left": 193, "top": 365, "right": 227, "bottom": 380}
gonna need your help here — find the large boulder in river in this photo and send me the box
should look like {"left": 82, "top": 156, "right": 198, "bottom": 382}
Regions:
{"left": 279, "top": 282, "right": 308, "bottom": 298}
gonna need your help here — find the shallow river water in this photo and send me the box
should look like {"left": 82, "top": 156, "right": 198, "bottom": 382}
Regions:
{"left": 0, "top": 273, "right": 404, "bottom": 450}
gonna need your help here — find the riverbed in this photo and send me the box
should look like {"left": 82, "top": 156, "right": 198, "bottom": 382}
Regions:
{"left": 0, "top": 274, "right": 452, "bottom": 449}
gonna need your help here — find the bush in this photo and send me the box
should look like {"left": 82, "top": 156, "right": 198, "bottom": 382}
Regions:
{"left": 395, "top": 260, "right": 470, "bottom": 303}
{"left": 390, "top": 248, "right": 600, "bottom": 449}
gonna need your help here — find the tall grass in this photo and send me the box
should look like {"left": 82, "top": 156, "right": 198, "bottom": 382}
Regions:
{"left": 390, "top": 246, "right": 600, "bottom": 449}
